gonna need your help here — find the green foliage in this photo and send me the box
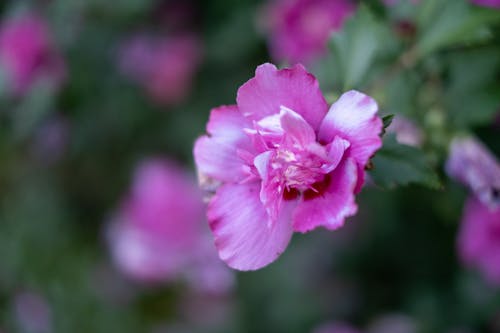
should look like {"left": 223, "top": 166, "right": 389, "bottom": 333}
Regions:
{"left": 382, "top": 114, "right": 394, "bottom": 131}
{"left": 1, "top": 0, "right": 500, "bottom": 332}
{"left": 417, "top": 0, "right": 500, "bottom": 57}
{"left": 370, "top": 135, "right": 441, "bottom": 189}
{"left": 445, "top": 47, "right": 500, "bottom": 127}
{"left": 329, "top": 6, "right": 386, "bottom": 89}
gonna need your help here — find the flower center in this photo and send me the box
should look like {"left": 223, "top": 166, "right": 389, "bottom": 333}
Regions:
{"left": 272, "top": 147, "right": 329, "bottom": 193}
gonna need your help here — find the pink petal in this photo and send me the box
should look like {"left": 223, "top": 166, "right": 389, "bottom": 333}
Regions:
{"left": 457, "top": 196, "right": 500, "bottom": 285}
{"left": 108, "top": 221, "right": 186, "bottom": 282}
{"left": 207, "top": 182, "right": 294, "bottom": 270}
{"left": 292, "top": 158, "right": 358, "bottom": 233}
{"left": 279, "top": 106, "right": 316, "bottom": 146}
{"left": 471, "top": 0, "right": 500, "bottom": 9}
{"left": 255, "top": 151, "right": 284, "bottom": 222}
{"left": 236, "top": 63, "right": 329, "bottom": 130}
{"left": 318, "top": 91, "right": 382, "bottom": 193}
{"left": 318, "top": 90, "right": 382, "bottom": 168}
{"left": 446, "top": 136, "right": 500, "bottom": 209}
{"left": 325, "top": 135, "right": 351, "bottom": 173}
{"left": 193, "top": 105, "right": 252, "bottom": 183}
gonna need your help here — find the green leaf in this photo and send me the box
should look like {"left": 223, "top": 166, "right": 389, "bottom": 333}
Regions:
{"left": 382, "top": 114, "right": 394, "bottom": 130}
{"left": 329, "top": 6, "right": 383, "bottom": 89}
{"left": 380, "top": 114, "right": 394, "bottom": 136}
{"left": 369, "top": 135, "right": 441, "bottom": 189}
{"left": 445, "top": 47, "right": 500, "bottom": 127}
{"left": 416, "top": 0, "right": 500, "bottom": 57}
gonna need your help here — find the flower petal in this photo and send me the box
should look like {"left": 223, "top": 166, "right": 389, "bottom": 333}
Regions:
{"left": 205, "top": 105, "right": 251, "bottom": 140}
{"left": 236, "top": 63, "right": 329, "bottom": 130}
{"left": 318, "top": 90, "right": 382, "bottom": 168}
{"left": 292, "top": 158, "right": 358, "bottom": 233}
{"left": 280, "top": 106, "right": 316, "bottom": 146}
{"left": 446, "top": 136, "right": 500, "bottom": 209}
{"left": 193, "top": 105, "right": 252, "bottom": 183}
{"left": 207, "top": 182, "right": 294, "bottom": 270}
{"left": 458, "top": 196, "right": 500, "bottom": 285}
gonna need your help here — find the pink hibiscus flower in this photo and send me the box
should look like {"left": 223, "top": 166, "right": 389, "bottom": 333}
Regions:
{"left": 262, "top": 0, "right": 355, "bottom": 63}
{"left": 0, "top": 13, "right": 65, "bottom": 96}
{"left": 446, "top": 136, "right": 500, "bottom": 210}
{"left": 107, "top": 158, "right": 233, "bottom": 294}
{"left": 119, "top": 34, "right": 201, "bottom": 106}
{"left": 194, "top": 63, "right": 382, "bottom": 270}
{"left": 457, "top": 197, "right": 500, "bottom": 285}
{"left": 470, "top": 0, "right": 500, "bottom": 8}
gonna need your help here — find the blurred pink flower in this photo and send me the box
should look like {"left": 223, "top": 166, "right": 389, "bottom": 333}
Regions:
{"left": 457, "top": 196, "right": 500, "bottom": 285}
{"left": 31, "top": 114, "right": 70, "bottom": 165}
{"left": 312, "top": 322, "right": 361, "bottom": 333}
{"left": 194, "top": 63, "right": 382, "bottom": 270}
{"left": 0, "top": 13, "right": 65, "bottom": 96}
{"left": 13, "top": 291, "right": 52, "bottom": 333}
{"left": 107, "top": 158, "right": 233, "bottom": 294}
{"left": 119, "top": 34, "right": 201, "bottom": 106}
{"left": 470, "top": 0, "right": 500, "bottom": 8}
{"left": 446, "top": 136, "right": 500, "bottom": 209}
{"left": 387, "top": 115, "right": 423, "bottom": 147}
{"left": 262, "top": 0, "right": 355, "bottom": 63}
{"left": 367, "top": 313, "right": 417, "bottom": 333}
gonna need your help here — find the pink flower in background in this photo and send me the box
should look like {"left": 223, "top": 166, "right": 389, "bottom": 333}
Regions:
{"left": 31, "top": 114, "right": 70, "bottom": 165}
{"left": 387, "top": 115, "right": 423, "bottom": 147}
{"left": 107, "top": 158, "right": 233, "bottom": 294}
{"left": 312, "top": 322, "right": 361, "bottom": 333}
{"left": 194, "top": 63, "right": 382, "bottom": 270}
{"left": 13, "top": 291, "right": 52, "bottom": 333}
{"left": 0, "top": 13, "right": 65, "bottom": 96}
{"left": 457, "top": 197, "right": 500, "bottom": 285}
{"left": 470, "top": 0, "right": 500, "bottom": 8}
{"left": 367, "top": 313, "right": 417, "bottom": 333}
{"left": 119, "top": 34, "right": 201, "bottom": 106}
{"left": 446, "top": 136, "right": 500, "bottom": 209}
{"left": 262, "top": 0, "right": 355, "bottom": 63}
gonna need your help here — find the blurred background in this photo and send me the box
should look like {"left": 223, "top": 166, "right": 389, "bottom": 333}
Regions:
{"left": 0, "top": 0, "right": 499, "bottom": 332}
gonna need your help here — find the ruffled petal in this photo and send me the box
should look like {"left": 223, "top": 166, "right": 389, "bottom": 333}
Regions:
{"left": 318, "top": 90, "right": 382, "bottom": 168}
{"left": 292, "top": 158, "right": 358, "bottom": 233}
{"left": 280, "top": 106, "right": 316, "bottom": 146}
{"left": 236, "top": 63, "right": 329, "bottom": 130}
{"left": 206, "top": 105, "right": 251, "bottom": 141}
{"left": 207, "top": 182, "right": 294, "bottom": 270}
{"left": 193, "top": 105, "right": 252, "bottom": 183}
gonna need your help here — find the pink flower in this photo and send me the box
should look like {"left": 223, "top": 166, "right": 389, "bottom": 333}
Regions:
{"left": 119, "top": 34, "right": 201, "bottom": 106}
{"left": 457, "top": 196, "right": 500, "bottom": 285}
{"left": 31, "top": 114, "right": 70, "bottom": 165}
{"left": 262, "top": 0, "right": 355, "bottom": 63}
{"left": 446, "top": 136, "right": 500, "bottom": 209}
{"left": 107, "top": 158, "right": 233, "bottom": 294}
{"left": 194, "top": 63, "right": 382, "bottom": 270}
{"left": 470, "top": 0, "right": 500, "bottom": 8}
{"left": 0, "top": 13, "right": 65, "bottom": 96}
